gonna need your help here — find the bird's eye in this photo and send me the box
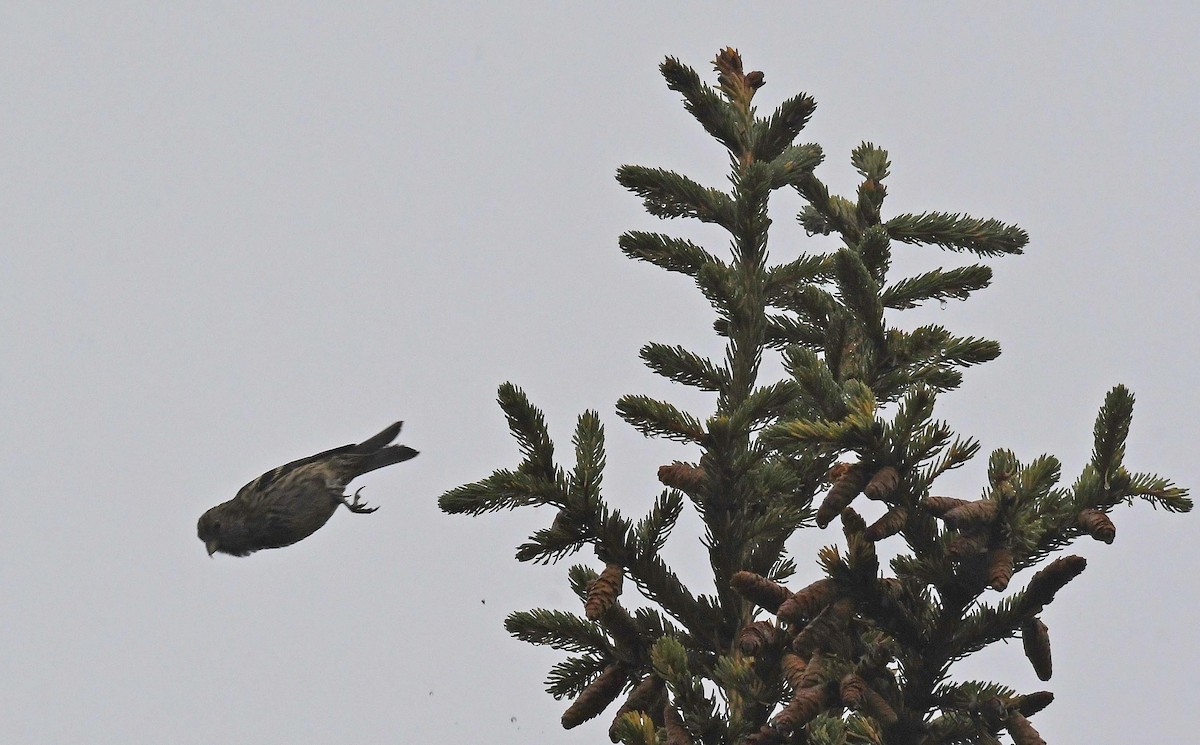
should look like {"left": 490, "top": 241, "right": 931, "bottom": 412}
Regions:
{"left": 211, "top": 521, "right": 221, "bottom": 532}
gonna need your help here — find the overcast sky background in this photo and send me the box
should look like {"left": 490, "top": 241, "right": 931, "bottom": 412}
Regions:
{"left": 2, "top": 4, "right": 1197, "bottom": 744}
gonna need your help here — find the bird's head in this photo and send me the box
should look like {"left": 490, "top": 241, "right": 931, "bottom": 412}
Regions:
{"left": 197, "top": 505, "right": 254, "bottom": 557}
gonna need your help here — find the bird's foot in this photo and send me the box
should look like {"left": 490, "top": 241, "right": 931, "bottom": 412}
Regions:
{"left": 342, "top": 487, "right": 379, "bottom": 514}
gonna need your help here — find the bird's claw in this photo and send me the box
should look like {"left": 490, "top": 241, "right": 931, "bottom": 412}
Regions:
{"left": 342, "top": 486, "right": 379, "bottom": 514}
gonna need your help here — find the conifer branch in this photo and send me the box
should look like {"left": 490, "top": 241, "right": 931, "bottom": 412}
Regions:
{"left": 516, "top": 520, "right": 588, "bottom": 564}
{"left": 439, "top": 468, "right": 563, "bottom": 515}
{"left": 832, "top": 247, "right": 885, "bottom": 346}
{"left": 641, "top": 343, "right": 729, "bottom": 391}
{"left": 782, "top": 347, "right": 849, "bottom": 420}
{"left": 886, "top": 211, "right": 1028, "bottom": 256}
{"left": 616, "top": 395, "right": 707, "bottom": 443}
{"left": 629, "top": 490, "right": 680, "bottom": 555}
{"left": 619, "top": 231, "right": 725, "bottom": 278}
{"left": 506, "top": 609, "right": 612, "bottom": 653}
{"left": 764, "top": 315, "right": 824, "bottom": 349}
{"left": 764, "top": 254, "right": 834, "bottom": 305}
{"left": 856, "top": 227, "right": 892, "bottom": 281}
{"left": 850, "top": 142, "right": 891, "bottom": 182}
{"left": 795, "top": 173, "right": 860, "bottom": 241}
{"left": 880, "top": 265, "right": 992, "bottom": 309}
{"left": 546, "top": 654, "right": 610, "bottom": 700}
{"left": 1091, "top": 384, "right": 1133, "bottom": 477}
{"left": 572, "top": 411, "right": 607, "bottom": 503}
{"left": 765, "top": 144, "right": 824, "bottom": 189}
{"left": 772, "top": 284, "right": 839, "bottom": 324}
{"left": 660, "top": 57, "right": 742, "bottom": 155}
{"left": 754, "top": 94, "right": 817, "bottom": 162}
{"left": 617, "top": 166, "right": 736, "bottom": 229}
{"left": 728, "top": 381, "right": 801, "bottom": 430}
{"left": 499, "top": 382, "right": 557, "bottom": 478}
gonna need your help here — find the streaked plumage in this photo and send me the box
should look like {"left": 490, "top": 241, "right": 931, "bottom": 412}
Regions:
{"left": 197, "top": 422, "right": 418, "bottom": 557}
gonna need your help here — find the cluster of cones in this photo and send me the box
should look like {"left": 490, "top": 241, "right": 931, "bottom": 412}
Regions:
{"left": 560, "top": 564, "right": 693, "bottom": 744}
{"left": 558, "top": 456, "right": 1112, "bottom": 743}
{"left": 719, "top": 458, "right": 1108, "bottom": 744}
{"left": 729, "top": 561, "right": 1061, "bottom": 745}
{"left": 730, "top": 565, "right": 900, "bottom": 743}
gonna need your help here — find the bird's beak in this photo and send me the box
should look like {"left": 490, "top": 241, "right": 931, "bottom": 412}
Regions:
{"left": 206, "top": 541, "right": 218, "bottom": 557}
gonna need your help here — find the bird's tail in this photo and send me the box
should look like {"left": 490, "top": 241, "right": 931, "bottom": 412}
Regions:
{"left": 356, "top": 444, "right": 419, "bottom": 475}
{"left": 350, "top": 422, "right": 418, "bottom": 476}
{"left": 353, "top": 421, "right": 405, "bottom": 453}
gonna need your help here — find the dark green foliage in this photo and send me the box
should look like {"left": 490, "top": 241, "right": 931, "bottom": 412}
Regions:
{"left": 616, "top": 395, "right": 707, "bottom": 443}
{"left": 619, "top": 231, "right": 722, "bottom": 278}
{"left": 439, "top": 48, "right": 1189, "bottom": 745}
{"left": 500, "top": 382, "right": 557, "bottom": 479}
{"left": 546, "top": 654, "right": 610, "bottom": 700}
{"left": 880, "top": 265, "right": 993, "bottom": 310}
{"left": 641, "top": 343, "right": 729, "bottom": 392}
{"left": 772, "top": 144, "right": 826, "bottom": 181}
{"left": 1092, "top": 386, "right": 1133, "bottom": 470}
{"left": 660, "top": 56, "right": 742, "bottom": 156}
{"left": 832, "top": 247, "right": 885, "bottom": 345}
{"left": 886, "top": 211, "right": 1029, "bottom": 257}
{"left": 616, "top": 166, "right": 735, "bottom": 228}
{"left": 634, "top": 490, "right": 684, "bottom": 556}
{"left": 754, "top": 94, "right": 818, "bottom": 162}
{"left": 506, "top": 609, "right": 612, "bottom": 653}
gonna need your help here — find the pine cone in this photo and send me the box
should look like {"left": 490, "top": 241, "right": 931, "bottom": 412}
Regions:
{"left": 608, "top": 676, "right": 666, "bottom": 743}
{"left": 1006, "top": 711, "right": 1047, "bottom": 745}
{"left": 817, "top": 466, "right": 867, "bottom": 527}
{"left": 657, "top": 462, "right": 707, "bottom": 494}
{"left": 1021, "top": 617, "right": 1052, "bottom": 681}
{"left": 562, "top": 663, "right": 628, "bottom": 729}
{"left": 777, "top": 578, "right": 836, "bottom": 623}
{"left": 1077, "top": 508, "right": 1116, "bottom": 543}
{"left": 737, "top": 620, "right": 781, "bottom": 656}
{"left": 923, "top": 496, "right": 969, "bottom": 515}
{"left": 771, "top": 684, "right": 831, "bottom": 733}
{"left": 839, "top": 673, "right": 868, "bottom": 708}
{"left": 987, "top": 546, "right": 1014, "bottom": 591}
{"left": 861, "top": 686, "right": 899, "bottom": 726}
{"left": 841, "top": 507, "right": 867, "bottom": 536}
{"left": 798, "top": 649, "right": 825, "bottom": 690}
{"left": 940, "top": 498, "right": 999, "bottom": 529}
{"left": 585, "top": 563, "right": 625, "bottom": 620}
{"left": 863, "top": 466, "right": 900, "bottom": 500}
{"left": 780, "top": 652, "right": 809, "bottom": 691}
{"left": 1025, "top": 555, "right": 1087, "bottom": 609}
{"left": 730, "top": 571, "right": 792, "bottom": 613}
{"left": 1014, "top": 690, "right": 1054, "bottom": 717}
{"left": 865, "top": 506, "right": 908, "bottom": 541}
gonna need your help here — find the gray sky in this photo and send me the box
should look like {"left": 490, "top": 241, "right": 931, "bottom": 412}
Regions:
{"left": 2, "top": 3, "right": 1197, "bottom": 743}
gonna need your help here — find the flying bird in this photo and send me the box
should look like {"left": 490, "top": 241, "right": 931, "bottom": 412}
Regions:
{"left": 197, "top": 421, "right": 418, "bottom": 557}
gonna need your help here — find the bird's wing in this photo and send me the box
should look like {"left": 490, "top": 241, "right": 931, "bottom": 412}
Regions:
{"left": 234, "top": 443, "right": 359, "bottom": 501}
{"left": 231, "top": 423, "right": 403, "bottom": 502}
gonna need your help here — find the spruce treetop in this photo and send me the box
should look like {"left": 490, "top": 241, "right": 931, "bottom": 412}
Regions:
{"left": 441, "top": 48, "right": 1189, "bottom": 745}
